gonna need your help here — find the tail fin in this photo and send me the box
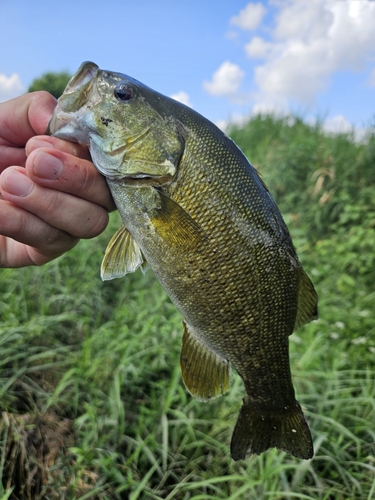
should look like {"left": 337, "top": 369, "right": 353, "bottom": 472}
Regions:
{"left": 230, "top": 398, "right": 313, "bottom": 460}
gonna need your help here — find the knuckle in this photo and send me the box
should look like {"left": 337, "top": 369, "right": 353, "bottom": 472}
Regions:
{"left": 41, "top": 229, "right": 77, "bottom": 252}
{"left": 79, "top": 163, "right": 96, "bottom": 193}
{"left": 43, "top": 190, "right": 65, "bottom": 216}
{"left": 80, "top": 209, "right": 109, "bottom": 239}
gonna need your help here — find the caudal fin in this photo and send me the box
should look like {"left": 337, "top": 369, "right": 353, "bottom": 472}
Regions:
{"left": 230, "top": 399, "right": 313, "bottom": 460}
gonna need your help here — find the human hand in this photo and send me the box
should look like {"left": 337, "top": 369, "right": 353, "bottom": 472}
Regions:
{"left": 0, "top": 92, "right": 115, "bottom": 267}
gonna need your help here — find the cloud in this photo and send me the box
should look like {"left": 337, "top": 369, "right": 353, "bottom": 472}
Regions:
{"left": 245, "top": 36, "right": 273, "bottom": 59}
{"left": 0, "top": 73, "right": 24, "bottom": 102}
{"left": 321, "top": 114, "right": 368, "bottom": 142}
{"left": 245, "top": 0, "right": 375, "bottom": 112}
{"left": 215, "top": 112, "right": 252, "bottom": 132}
{"left": 251, "top": 100, "right": 285, "bottom": 116}
{"left": 215, "top": 119, "right": 228, "bottom": 132}
{"left": 170, "top": 91, "right": 192, "bottom": 107}
{"left": 323, "top": 114, "right": 352, "bottom": 134}
{"left": 273, "top": 0, "right": 334, "bottom": 42}
{"left": 203, "top": 61, "right": 244, "bottom": 97}
{"left": 230, "top": 2, "right": 266, "bottom": 31}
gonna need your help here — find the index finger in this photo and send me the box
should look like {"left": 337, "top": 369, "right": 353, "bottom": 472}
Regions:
{"left": 26, "top": 147, "right": 116, "bottom": 212}
{"left": 0, "top": 92, "right": 57, "bottom": 171}
{"left": 0, "top": 91, "right": 56, "bottom": 147}
{"left": 26, "top": 135, "right": 91, "bottom": 161}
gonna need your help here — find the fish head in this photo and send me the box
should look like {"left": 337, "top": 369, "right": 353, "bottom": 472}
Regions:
{"left": 48, "top": 61, "right": 185, "bottom": 183}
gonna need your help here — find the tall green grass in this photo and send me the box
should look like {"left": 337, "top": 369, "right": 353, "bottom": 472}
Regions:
{"left": 1, "top": 115, "right": 375, "bottom": 499}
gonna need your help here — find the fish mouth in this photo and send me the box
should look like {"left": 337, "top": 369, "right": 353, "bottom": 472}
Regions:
{"left": 65, "top": 61, "right": 99, "bottom": 94}
{"left": 58, "top": 61, "right": 99, "bottom": 113}
{"left": 47, "top": 62, "right": 100, "bottom": 141}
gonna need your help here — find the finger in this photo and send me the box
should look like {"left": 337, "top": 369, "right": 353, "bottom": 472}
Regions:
{"left": 0, "top": 91, "right": 56, "bottom": 146}
{"left": 25, "top": 148, "right": 115, "bottom": 212}
{"left": 0, "top": 200, "right": 78, "bottom": 267}
{"left": 0, "top": 167, "right": 109, "bottom": 239}
{"left": 0, "top": 92, "right": 57, "bottom": 171}
{"left": 0, "top": 143, "right": 27, "bottom": 172}
{"left": 26, "top": 135, "right": 91, "bottom": 161}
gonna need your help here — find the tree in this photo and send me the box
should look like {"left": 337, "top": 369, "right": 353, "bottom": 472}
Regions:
{"left": 28, "top": 71, "right": 71, "bottom": 99}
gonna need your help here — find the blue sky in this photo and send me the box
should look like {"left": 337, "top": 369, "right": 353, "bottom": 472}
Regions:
{"left": 1, "top": 0, "right": 374, "bottom": 133}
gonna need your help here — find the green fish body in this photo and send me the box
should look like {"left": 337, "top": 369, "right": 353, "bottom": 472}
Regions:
{"left": 48, "top": 62, "right": 318, "bottom": 460}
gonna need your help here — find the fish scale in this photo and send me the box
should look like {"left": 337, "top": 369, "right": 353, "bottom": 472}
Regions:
{"left": 48, "top": 61, "right": 318, "bottom": 461}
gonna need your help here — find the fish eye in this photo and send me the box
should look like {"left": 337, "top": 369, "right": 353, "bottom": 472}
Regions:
{"left": 114, "top": 83, "right": 135, "bottom": 102}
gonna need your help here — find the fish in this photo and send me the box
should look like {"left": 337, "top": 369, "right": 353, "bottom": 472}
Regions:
{"left": 48, "top": 61, "right": 318, "bottom": 461}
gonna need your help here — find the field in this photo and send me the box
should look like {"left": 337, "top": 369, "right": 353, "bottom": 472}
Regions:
{"left": 1, "top": 115, "right": 375, "bottom": 499}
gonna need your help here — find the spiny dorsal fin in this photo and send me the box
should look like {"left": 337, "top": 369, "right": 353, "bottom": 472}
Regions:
{"left": 101, "top": 224, "right": 147, "bottom": 281}
{"left": 294, "top": 269, "right": 318, "bottom": 330}
{"left": 180, "top": 321, "right": 231, "bottom": 402}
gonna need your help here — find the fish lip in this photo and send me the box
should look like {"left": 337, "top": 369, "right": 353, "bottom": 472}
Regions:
{"left": 57, "top": 62, "right": 100, "bottom": 114}
{"left": 64, "top": 61, "right": 99, "bottom": 94}
{"left": 48, "top": 62, "right": 101, "bottom": 139}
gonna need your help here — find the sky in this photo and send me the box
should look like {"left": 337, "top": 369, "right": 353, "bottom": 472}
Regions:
{"left": 1, "top": 0, "right": 375, "bottom": 133}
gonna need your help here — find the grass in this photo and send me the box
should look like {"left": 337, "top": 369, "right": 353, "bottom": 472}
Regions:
{"left": 1, "top": 114, "right": 375, "bottom": 499}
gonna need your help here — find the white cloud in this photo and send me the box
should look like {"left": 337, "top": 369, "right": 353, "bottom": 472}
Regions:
{"left": 203, "top": 61, "right": 245, "bottom": 97}
{"left": 273, "top": 0, "right": 333, "bottom": 42}
{"left": 245, "top": 0, "right": 375, "bottom": 113}
{"left": 170, "top": 91, "right": 192, "bottom": 107}
{"left": 253, "top": 40, "right": 331, "bottom": 106}
{"left": 215, "top": 119, "right": 228, "bottom": 131}
{"left": 230, "top": 2, "right": 266, "bottom": 31}
{"left": 245, "top": 36, "right": 273, "bottom": 59}
{"left": 215, "top": 112, "right": 251, "bottom": 132}
{"left": 321, "top": 114, "right": 368, "bottom": 143}
{"left": 0, "top": 73, "right": 24, "bottom": 102}
{"left": 323, "top": 114, "right": 352, "bottom": 134}
{"left": 251, "top": 100, "right": 285, "bottom": 116}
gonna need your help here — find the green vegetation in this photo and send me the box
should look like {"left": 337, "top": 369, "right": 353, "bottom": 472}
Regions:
{"left": 28, "top": 71, "right": 71, "bottom": 99}
{"left": 1, "top": 114, "right": 375, "bottom": 499}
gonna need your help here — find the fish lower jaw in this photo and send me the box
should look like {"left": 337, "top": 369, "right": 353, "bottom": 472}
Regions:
{"left": 49, "top": 111, "right": 90, "bottom": 146}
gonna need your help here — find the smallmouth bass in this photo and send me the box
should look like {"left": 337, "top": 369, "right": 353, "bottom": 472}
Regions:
{"left": 48, "top": 62, "right": 318, "bottom": 460}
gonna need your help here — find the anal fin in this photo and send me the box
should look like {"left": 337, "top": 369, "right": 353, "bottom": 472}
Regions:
{"left": 101, "top": 224, "right": 148, "bottom": 281}
{"left": 180, "top": 321, "right": 230, "bottom": 401}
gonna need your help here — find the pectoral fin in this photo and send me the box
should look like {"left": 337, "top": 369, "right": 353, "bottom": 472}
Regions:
{"left": 151, "top": 191, "right": 207, "bottom": 249}
{"left": 180, "top": 321, "right": 230, "bottom": 401}
{"left": 101, "top": 224, "right": 148, "bottom": 281}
